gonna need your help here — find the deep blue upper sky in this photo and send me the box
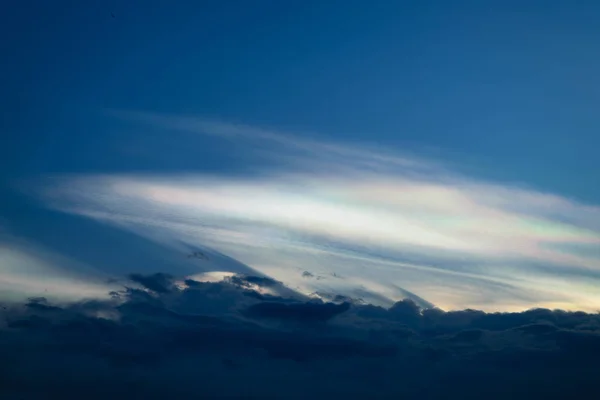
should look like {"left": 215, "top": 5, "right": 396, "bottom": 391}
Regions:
{"left": 3, "top": 0, "right": 600, "bottom": 203}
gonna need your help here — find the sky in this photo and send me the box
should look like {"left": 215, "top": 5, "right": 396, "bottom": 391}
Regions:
{"left": 2, "top": 1, "right": 600, "bottom": 312}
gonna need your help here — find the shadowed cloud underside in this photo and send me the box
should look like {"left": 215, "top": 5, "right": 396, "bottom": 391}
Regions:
{"left": 1, "top": 272, "right": 599, "bottom": 399}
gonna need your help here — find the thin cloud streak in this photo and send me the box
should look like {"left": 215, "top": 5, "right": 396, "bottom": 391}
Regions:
{"left": 33, "top": 113, "right": 600, "bottom": 311}
{"left": 0, "top": 237, "right": 116, "bottom": 302}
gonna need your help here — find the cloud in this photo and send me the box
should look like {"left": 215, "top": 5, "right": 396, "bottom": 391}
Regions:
{"left": 1, "top": 273, "right": 599, "bottom": 398}
{"left": 244, "top": 301, "right": 351, "bottom": 323}
{"left": 27, "top": 112, "right": 600, "bottom": 311}
{"left": 128, "top": 272, "right": 176, "bottom": 294}
{"left": 0, "top": 234, "right": 117, "bottom": 303}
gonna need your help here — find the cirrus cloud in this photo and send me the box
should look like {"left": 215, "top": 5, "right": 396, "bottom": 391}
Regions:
{"left": 30, "top": 112, "right": 600, "bottom": 312}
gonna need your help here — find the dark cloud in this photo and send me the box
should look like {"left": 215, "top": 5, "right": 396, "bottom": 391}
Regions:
{"left": 1, "top": 272, "right": 600, "bottom": 399}
{"left": 227, "top": 274, "right": 280, "bottom": 288}
{"left": 243, "top": 300, "right": 351, "bottom": 323}
{"left": 221, "top": 274, "right": 307, "bottom": 301}
{"left": 391, "top": 284, "right": 436, "bottom": 309}
{"left": 448, "top": 328, "right": 484, "bottom": 342}
{"left": 25, "top": 297, "right": 63, "bottom": 312}
{"left": 128, "top": 272, "right": 176, "bottom": 293}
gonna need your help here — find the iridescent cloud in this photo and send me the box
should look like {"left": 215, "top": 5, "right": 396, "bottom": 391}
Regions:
{"left": 34, "top": 114, "right": 600, "bottom": 311}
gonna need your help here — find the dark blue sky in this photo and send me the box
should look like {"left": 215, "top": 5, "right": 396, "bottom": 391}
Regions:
{"left": 3, "top": 0, "right": 600, "bottom": 201}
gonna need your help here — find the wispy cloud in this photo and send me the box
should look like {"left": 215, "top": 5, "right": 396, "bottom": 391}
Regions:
{"left": 0, "top": 234, "right": 116, "bottom": 302}
{"left": 33, "top": 112, "right": 600, "bottom": 311}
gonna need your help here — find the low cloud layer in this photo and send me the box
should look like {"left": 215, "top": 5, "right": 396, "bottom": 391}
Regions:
{"left": 29, "top": 113, "right": 600, "bottom": 311}
{"left": 1, "top": 272, "right": 599, "bottom": 399}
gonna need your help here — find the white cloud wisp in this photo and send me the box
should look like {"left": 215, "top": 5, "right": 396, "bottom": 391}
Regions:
{"left": 33, "top": 114, "right": 600, "bottom": 311}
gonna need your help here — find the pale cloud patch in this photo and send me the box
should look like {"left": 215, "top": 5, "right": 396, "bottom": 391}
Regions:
{"left": 0, "top": 235, "right": 117, "bottom": 302}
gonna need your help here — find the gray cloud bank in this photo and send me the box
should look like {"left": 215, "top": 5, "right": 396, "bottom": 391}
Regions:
{"left": 2, "top": 272, "right": 599, "bottom": 399}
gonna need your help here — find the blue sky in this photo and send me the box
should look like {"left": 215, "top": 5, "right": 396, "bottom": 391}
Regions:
{"left": 2, "top": 1, "right": 600, "bottom": 310}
